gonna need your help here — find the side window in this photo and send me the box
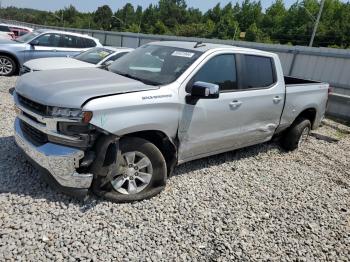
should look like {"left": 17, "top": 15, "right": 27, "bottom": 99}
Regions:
{"left": 35, "top": 34, "right": 51, "bottom": 46}
{"left": 192, "top": 54, "right": 237, "bottom": 92}
{"left": 19, "top": 31, "right": 29, "bottom": 36}
{"left": 35, "top": 33, "right": 61, "bottom": 47}
{"left": 84, "top": 38, "right": 97, "bottom": 48}
{"left": 76, "top": 37, "right": 86, "bottom": 48}
{"left": 243, "top": 55, "right": 276, "bottom": 89}
{"left": 63, "top": 35, "right": 79, "bottom": 48}
{"left": 103, "top": 52, "right": 128, "bottom": 64}
{"left": 0, "top": 25, "right": 11, "bottom": 32}
{"left": 11, "top": 29, "right": 19, "bottom": 37}
{"left": 50, "top": 34, "right": 61, "bottom": 47}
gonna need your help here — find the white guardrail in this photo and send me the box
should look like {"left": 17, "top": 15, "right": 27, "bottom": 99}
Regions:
{"left": 1, "top": 18, "right": 350, "bottom": 121}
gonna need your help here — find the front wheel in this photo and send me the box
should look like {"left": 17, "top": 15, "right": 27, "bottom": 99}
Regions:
{"left": 280, "top": 117, "right": 311, "bottom": 151}
{"left": 92, "top": 137, "right": 167, "bottom": 202}
{"left": 0, "top": 56, "right": 16, "bottom": 76}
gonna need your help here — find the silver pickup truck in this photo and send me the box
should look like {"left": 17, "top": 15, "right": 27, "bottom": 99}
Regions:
{"left": 13, "top": 41, "right": 330, "bottom": 202}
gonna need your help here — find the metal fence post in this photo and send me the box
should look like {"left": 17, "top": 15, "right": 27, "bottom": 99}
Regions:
{"left": 288, "top": 50, "right": 299, "bottom": 76}
{"left": 104, "top": 33, "right": 107, "bottom": 45}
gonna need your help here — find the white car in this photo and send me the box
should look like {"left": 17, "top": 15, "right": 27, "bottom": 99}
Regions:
{"left": 0, "top": 29, "right": 103, "bottom": 76}
{"left": 0, "top": 24, "right": 15, "bottom": 40}
{"left": 21, "top": 46, "right": 134, "bottom": 74}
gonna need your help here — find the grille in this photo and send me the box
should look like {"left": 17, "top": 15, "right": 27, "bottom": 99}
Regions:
{"left": 20, "top": 120, "right": 48, "bottom": 145}
{"left": 18, "top": 94, "right": 48, "bottom": 115}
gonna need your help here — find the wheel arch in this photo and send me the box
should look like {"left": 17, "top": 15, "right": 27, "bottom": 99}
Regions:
{"left": 295, "top": 107, "right": 317, "bottom": 129}
{"left": 0, "top": 51, "right": 20, "bottom": 75}
{"left": 122, "top": 130, "right": 178, "bottom": 176}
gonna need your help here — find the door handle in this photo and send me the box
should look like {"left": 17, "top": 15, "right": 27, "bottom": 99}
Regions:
{"left": 52, "top": 49, "right": 57, "bottom": 52}
{"left": 273, "top": 96, "right": 282, "bottom": 103}
{"left": 229, "top": 100, "right": 242, "bottom": 108}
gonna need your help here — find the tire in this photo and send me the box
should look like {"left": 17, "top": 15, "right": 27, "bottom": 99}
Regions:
{"left": 280, "top": 117, "right": 311, "bottom": 151}
{"left": 0, "top": 55, "right": 17, "bottom": 76}
{"left": 92, "top": 137, "right": 167, "bottom": 203}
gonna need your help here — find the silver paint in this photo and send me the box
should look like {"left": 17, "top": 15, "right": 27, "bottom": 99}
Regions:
{"left": 14, "top": 118, "right": 93, "bottom": 189}
{"left": 12, "top": 42, "right": 329, "bottom": 192}
{"left": 15, "top": 67, "right": 159, "bottom": 108}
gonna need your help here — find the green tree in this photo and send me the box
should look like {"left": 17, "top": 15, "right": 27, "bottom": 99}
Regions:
{"left": 236, "top": 0, "right": 263, "bottom": 31}
{"left": 213, "top": 4, "right": 240, "bottom": 40}
{"left": 153, "top": 20, "right": 170, "bottom": 34}
{"left": 141, "top": 4, "right": 159, "bottom": 33}
{"left": 93, "top": 5, "right": 113, "bottom": 30}
{"left": 261, "top": 0, "right": 286, "bottom": 43}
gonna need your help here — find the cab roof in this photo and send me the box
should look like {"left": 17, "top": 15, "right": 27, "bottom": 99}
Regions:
{"left": 150, "top": 41, "right": 274, "bottom": 57}
{"left": 35, "top": 29, "right": 98, "bottom": 41}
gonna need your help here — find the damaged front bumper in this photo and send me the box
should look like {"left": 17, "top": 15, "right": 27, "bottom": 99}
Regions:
{"left": 14, "top": 117, "right": 93, "bottom": 197}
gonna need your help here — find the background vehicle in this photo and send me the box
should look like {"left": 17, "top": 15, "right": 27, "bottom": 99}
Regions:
{"left": 13, "top": 41, "right": 329, "bottom": 202}
{"left": 21, "top": 46, "right": 134, "bottom": 74}
{"left": 8, "top": 25, "right": 33, "bottom": 38}
{"left": 0, "top": 29, "right": 102, "bottom": 76}
{"left": 0, "top": 24, "right": 15, "bottom": 40}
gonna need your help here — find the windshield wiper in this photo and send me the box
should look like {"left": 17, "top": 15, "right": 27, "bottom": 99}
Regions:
{"left": 114, "top": 71, "right": 160, "bottom": 86}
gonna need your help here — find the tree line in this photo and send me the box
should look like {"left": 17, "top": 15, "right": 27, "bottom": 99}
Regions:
{"left": 0, "top": 0, "right": 349, "bottom": 48}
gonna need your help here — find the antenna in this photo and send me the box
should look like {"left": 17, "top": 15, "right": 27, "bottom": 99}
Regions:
{"left": 194, "top": 41, "right": 205, "bottom": 48}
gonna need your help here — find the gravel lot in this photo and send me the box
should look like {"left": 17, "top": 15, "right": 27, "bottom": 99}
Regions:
{"left": 0, "top": 76, "right": 349, "bottom": 261}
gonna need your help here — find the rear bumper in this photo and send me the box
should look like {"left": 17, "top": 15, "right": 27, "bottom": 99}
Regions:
{"left": 14, "top": 117, "right": 93, "bottom": 197}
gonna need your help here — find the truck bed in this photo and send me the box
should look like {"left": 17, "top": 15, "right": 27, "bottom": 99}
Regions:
{"left": 284, "top": 76, "right": 322, "bottom": 86}
{"left": 278, "top": 76, "right": 329, "bottom": 132}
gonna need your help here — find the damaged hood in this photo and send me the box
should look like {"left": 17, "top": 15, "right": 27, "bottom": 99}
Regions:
{"left": 15, "top": 68, "right": 159, "bottom": 108}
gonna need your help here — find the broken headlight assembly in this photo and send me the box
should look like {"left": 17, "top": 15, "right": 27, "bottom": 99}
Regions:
{"left": 49, "top": 106, "right": 93, "bottom": 123}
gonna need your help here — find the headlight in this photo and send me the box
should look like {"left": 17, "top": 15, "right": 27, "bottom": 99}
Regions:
{"left": 50, "top": 107, "right": 83, "bottom": 118}
{"left": 49, "top": 107, "right": 93, "bottom": 123}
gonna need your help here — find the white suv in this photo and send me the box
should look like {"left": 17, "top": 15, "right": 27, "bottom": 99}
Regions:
{"left": 0, "top": 29, "right": 102, "bottom": 76}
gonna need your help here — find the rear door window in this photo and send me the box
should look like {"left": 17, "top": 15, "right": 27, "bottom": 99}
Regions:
{"left": 192, "top": 54, "right": 238, "bottom": 92}
{"left": 84, "top": 38, "right": 97, "bottom": 48}
{"left": 243, "top": 55, "right": 276, "bottom": 89}
{"left": 62, "top": 35, "right": 80, "bottom": 48}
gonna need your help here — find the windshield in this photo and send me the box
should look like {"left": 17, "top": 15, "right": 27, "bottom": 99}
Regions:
{"left": 74, "top": 47, "right": 114, "bottom": 64}
{"left": 109, "top": 45, "right": 202, "bottom": 85}
{"left": 16, "top": 31, "right": 40, "bottom": 43}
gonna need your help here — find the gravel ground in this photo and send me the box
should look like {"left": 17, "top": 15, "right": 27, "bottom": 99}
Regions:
{"left": 0, "top": 76, "right": 349, "bottom": 261}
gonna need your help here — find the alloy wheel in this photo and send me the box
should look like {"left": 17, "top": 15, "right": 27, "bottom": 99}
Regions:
{"left": 0, "top": 57, "right": 13, "bottom": 76}
{"left": 111, "top": 151, "right": 153, "bottom": 195}
{"left": 298, "top": 126, "right": 310, "bottom": 147}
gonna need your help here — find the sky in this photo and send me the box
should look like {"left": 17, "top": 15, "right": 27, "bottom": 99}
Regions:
{"left": 1, "top": 0, "right": 301, "bottom": 13}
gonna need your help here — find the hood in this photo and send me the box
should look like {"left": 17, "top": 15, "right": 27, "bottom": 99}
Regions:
{"left": 24, "top": 57, "right": 95, "bottom": 71}
{"left": 15, "top": 68, "right": 159, "bottom": 108}
{"left": 0, "top": 39, "right": 26, "bottom": 50}
{"left": 0, "top": 38, "right": 15, "bottom": 44}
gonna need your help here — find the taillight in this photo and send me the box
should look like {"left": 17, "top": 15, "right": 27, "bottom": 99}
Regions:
{"left": 326, "top": 86, "right": 333, "bottom": 108}
{"left": 328, "top": 86, "right": 333, "bottom": 95}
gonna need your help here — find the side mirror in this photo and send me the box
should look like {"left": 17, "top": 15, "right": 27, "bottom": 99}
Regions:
{"left": 30, "top": 40, "right": 39, "bottom": 46}
{"left": 101, "top": 60, "right": 113, "bottom": 70}
{"left": 190, "top": 81, "right": 219, "bottom": 99}
{"left": 104, "top": 60, "right": 114, "bottom": 67}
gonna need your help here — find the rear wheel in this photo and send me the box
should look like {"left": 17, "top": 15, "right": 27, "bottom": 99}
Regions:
{"left": 92, "top": 137, "right": 167, "bottom": 202}
{"left": 280, "top": 117, "right": 311, "bottom": 151}
{"left": 0, "top": 56, "right": 16, "bottom": 76}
